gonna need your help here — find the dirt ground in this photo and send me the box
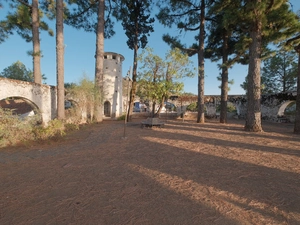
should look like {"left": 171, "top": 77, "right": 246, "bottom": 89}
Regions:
{"left": 0, "top": 118, "right": 300, "bottom": 225}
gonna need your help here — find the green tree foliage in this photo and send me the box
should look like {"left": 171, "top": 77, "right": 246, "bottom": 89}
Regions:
{"left": 0, "top": 20, "right": 12, "bottom": 44}
{"left": 0, "top": 61, "right": 33, "bottom": 82}
{"left": 241, "top": 49, "right": 298, "bottom": 95}
{"left": 2, "top": 0, "right": 54, "bottom": 84}
{"left": 65, "top": 75, "right": 98, "bottom": 123}
{"left": 64, "top": 0, "right": 115, "bottom": 38}
{"left": 5, "top": 2, "right": 53, "bottom": 41}
{"left": 294, "top": 46, "right": 300, "bottom": 134}
{"left": 137, "top": 47, "right": 195, "bottom": 116}
{"left": 113, "top": 0, "right": 155, "bottom": 121}
{"left": 205, "top": 0, "right": 244, "bottom": 124}
{"left": 286, "top": 33, "right": 300, "bottom": 134}
{"left": 157, "top": 0, "right": 212, "bottom": 123}
{"left": 0, "top": 61, "right": 47, "bottom": 82}
{"left": 219, "top": 0, "right": 300, "bottom": 132}
{"left": 64, "top": 0, "right": 116, "bottom": 122}
{"left": 261, "top": 50, "right": 297, "bottom": 94}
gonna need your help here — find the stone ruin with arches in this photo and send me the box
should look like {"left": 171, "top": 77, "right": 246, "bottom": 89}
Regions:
{"left": 0, "top": 52, "right": 126, "bottom": 125}
{"left": 169, "top": 92, "right": 297, "bottom": 123}
{"left": 0, "top": 48, "right": 297, "bottom": 125}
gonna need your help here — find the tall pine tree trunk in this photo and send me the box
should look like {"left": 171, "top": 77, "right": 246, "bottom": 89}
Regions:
{"left": 94, "top": 0, "right": 105, "bottom": 122}
{"left": 197, "top": 0, "right": 205, "bottom": 123}
{"left": 220, "top": 29, "right": 229, "bottom": 124}
{"left": 245, "top": 21, "right": 263, "bottom": 132}
{"left": 56, "top": 0, "right": 65, "bottom": 120}
{"left": 32, "top": 0, "right": 41, "bottom": 84}
{"left": 294, "top": 45, "right": 300, "bottom": 134}
{"left": 126, "top": 36, "right": 139, "bottom": 122}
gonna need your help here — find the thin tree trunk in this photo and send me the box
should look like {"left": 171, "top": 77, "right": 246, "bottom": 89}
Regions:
{"left": 245, "top": 21, "right": 263, "bottom": 132}
{"left": 294, "top": 45, "right": 300, "bottom": 134}
{"left": 56, "top": 0, "right": 64, "bottom": 120}
{"left": 32, "top": 0, "right": 41, "bottom": 84}
{"left": 220, "top": 29, "right": 229, "bottom": 124}
{"left": 127, "top": 41, "right": 138, "bottom": 122}
{"left": 94, "top": 0, "right": 105, "bottom": 122}
{"left": 156, "top": 95, "right": 165, "bottom": 116}
{"left": 152, "top": 101, "right": 156, "bottom": 117}
{"left": 197, "top": 0, "right": 205, "bottom": 123}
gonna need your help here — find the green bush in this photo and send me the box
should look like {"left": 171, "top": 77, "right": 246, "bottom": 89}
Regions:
{"left": 118, "top": 114, "right": 126, "bottom": 121}
{"left": 64, "top": 123, "right": 80, "bottom": 131}
{"left": 33, "top": 119, "right": 66, "bottom": 140}
{"left": 216, "top": 103, "right": 237, "bottom": 113}
{"left": 227, "top": 104, "right": 237, "bottom": 113}
{"left": 186, "top": 102, "right": 198, "bottom": 111}
{"left": 0, "top": 108, "right": 74, "bottom": 148}
{"left": 0, "top": 108, "right": 38, "bottom": 147}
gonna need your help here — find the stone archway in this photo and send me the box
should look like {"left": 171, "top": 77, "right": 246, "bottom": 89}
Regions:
{"left": 277, "top": 100, "right": 295, "bottom": 116}
{"left": 104, "top": 101, "right": 111, "bottom": 117}
{"left": 0, "top": 97, "right": 42, "bottom": 123}
{"left": 0, "top": 78, "right": 57, "bottom": 125}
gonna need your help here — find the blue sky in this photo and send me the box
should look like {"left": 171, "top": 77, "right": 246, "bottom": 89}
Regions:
{"left": 0, "top": 1, "right": 300, "bottom": 95}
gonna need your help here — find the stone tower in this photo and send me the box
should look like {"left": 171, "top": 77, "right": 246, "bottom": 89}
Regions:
{"left": 103, "top": 52, "right": 125, "bottom": 118}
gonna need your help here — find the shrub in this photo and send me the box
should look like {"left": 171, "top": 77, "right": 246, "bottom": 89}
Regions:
{"left": 186, "top": 102, "right": 197, "bottom": 112}
{"left": 0, "top": 108, "right": 39, "bottom": 147}
{"left": 64, "top": 123, "right": 80, "bottom": 131}
{"left": 32, "top": 119, "right": 66, "bottom": 140}
{"left": 118, "top": 114, "right": 126, "bottom": 121}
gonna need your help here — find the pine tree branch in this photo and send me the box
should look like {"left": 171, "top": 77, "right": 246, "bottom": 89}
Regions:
{"left": 266, "top": 0, "right": 275, "bottom": 14}
{"left": 286, "top": 34, "right": 300, "bottom": 45}
{"left": 68, "top": 0, "right": 98, "bottom": 20}
{"left": 176, "top": 0, "right": 199, "bottom": 9}
{"left": 16, "top": 0, "right": 32, "bottom": 9}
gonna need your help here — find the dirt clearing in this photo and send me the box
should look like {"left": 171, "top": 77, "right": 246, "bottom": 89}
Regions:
{"left": 0, "top": 118, "right": 299, "bottom": 225}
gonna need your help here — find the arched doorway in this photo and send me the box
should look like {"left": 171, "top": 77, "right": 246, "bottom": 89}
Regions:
{"left": 278, "top": 100, "right": 295, "bottom": 116}
{"left": 0, "top": 96, "right": 41, "bottom": 124}
{"left": 104, "top": 101, "right": 111, "bottom": 117}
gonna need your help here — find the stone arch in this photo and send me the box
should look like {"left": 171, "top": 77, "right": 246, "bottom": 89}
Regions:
{"left": 104, "top": 101, "right": 111, "bottom": 117}
{"left": 64, "top": 99, "right": 84, "bottom": 123}
{"left": 0, "top": 78, "right": 57, "bottom": 125}
{"left": 277, "top": 100, "right": 296, "bottom": 116}
{"left": 0, "top": 96, "right": 42, "bottom": 123}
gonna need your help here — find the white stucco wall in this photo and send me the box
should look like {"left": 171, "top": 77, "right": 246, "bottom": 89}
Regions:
{"left": 0, "top": 78, "right": 57, "bottom": 125}
{"left": 103, "top": 52, "right": 125, "bottom": 118}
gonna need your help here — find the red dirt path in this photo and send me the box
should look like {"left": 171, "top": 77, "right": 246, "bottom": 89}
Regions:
{"left": 0, "top": 118, "right": 300, "bottom": 225}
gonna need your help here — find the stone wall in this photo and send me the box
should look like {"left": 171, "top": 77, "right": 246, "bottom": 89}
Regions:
{"left": 0, "top": 77, "right": 57, "bottom": 125}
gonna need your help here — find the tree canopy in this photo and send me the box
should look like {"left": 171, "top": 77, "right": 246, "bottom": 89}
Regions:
{"left": 261, "top": 50, "right": 298, "bottom": 94}
{"left": 137, "top": 47, "right": 195, "bottom": 116}
{"left": 113, "top": 0, "right": 155, "bottom": 121}
{"left": 0, "top": 61, "right": 34, "bottom": 82}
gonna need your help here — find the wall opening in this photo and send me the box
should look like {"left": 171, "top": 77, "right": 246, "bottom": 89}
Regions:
{"left": 0, "top": 96, "right": 42, "bottom": 124}
{"left": 104, "top": 101, "right": 111, "bottom": 117}
{"left": 278, "top": 100, "right": 296, "bottom": 116}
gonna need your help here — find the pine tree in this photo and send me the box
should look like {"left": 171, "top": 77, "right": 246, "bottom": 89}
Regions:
{"left": 261, "top": 50, "right": 297, "bottom": 94}
{"left": 157, "top": 0, "right": 213, "bottom": 123}
{"left": 205, "top": 0, "right": 243, "bottom": 124}
{"left": 295, "top": 45, "right": 300, "bottom": 134}
{"left": 94, "top": 0, "right": 105, "bottom": 122}
{"left": 64, "top": 0, "right": 117, "bottom": 122}
{"left": 56, "top": 0, "right": 65, "bottom": 120}
{"left": 3, "top": 1, "right": 54, "bottom": 84}
{"left": 113, "top": 0, "right": 155, "bottom": 122}
{"left": 286, "top": 34, "right": 300, "bottom": 134}
{"left": 219, "top": 0, "right": 300, "bottom": 132}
